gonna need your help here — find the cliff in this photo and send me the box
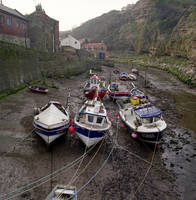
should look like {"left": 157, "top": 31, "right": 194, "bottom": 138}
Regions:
{"left": 66, "top": 0, "right": 196, "bottom": 61}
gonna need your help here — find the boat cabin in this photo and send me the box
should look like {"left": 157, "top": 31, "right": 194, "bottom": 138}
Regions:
{"left": 134, "top": 105, "right": 162, "bottom": 125}
{"left": 77, "top": 101, "right": 107, "bottom": 127}
{"left": 89, "top": 75, "right": 100, "bottom": 87}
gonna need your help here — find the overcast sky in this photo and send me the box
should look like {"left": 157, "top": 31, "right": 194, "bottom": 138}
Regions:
{"left": 3, "top": 0, "right": 138, "bottom": 31}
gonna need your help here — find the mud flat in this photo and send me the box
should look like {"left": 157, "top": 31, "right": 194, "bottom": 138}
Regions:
{"left": 0, "top": 65, "right": 195, "bottom": 200}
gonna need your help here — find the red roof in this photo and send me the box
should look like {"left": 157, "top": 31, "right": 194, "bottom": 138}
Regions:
{"left": 90, "top": 75, "right": 100, "bottom": 80}
{"left": 84, "top": 43, "right": 105, "bottom": 48}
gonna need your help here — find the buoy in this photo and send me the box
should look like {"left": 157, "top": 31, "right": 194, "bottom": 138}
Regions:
{"left": 68, "top": 126, "right": 75, "bottom": 134}
{"left": 131, "top": 133, "right": 138, "bottom": 139}
{"left": 121, "top": 124, "right": 126, "bottom": 129}
{"left": 115, "top": 113, "right": 119, "bottom": 117}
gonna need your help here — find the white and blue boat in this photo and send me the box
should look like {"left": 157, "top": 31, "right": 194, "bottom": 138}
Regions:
{"left": 74, "top": 99, "right": 111, "bottom": 147}
{"left": 46, "top": 185, "right": 77, "bottom": 200}
{"left": 118, "top": 102, "right": 167, "bottom": 144}
{"left": 33, "top": 101, "right": 70, "bottom": 144}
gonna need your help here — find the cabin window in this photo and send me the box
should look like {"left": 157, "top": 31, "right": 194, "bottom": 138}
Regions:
{"left": 154, "top": 115, "right": 161, "bottom": 122}
{"left": 97, "top": 117, "right": 103, "bottom": 124}
{"left": 142, "top": 118, "right": 153, "bottom": 124}
{"left": 0, "top": 15, "right": 4, "bottom": 24}
{"left": 7, "top": 17, "right": 12, "bottom": 26}
{"left": 88, "top": 115, "right": 94, "bottom": 123}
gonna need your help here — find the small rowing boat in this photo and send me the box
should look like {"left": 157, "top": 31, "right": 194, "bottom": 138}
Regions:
{"left": 28, "top": 85, "right": 48, "bottom": 94}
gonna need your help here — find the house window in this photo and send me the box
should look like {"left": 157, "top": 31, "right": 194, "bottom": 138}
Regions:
{"left": 16, "top": 20, "right": 20, "bottom": 28}
{"left": 23, "top": 23, "right": 27, "bottom": 30}
{"left": 0, "top": 15, "right": 4, "bottom": 24}
{"left": 7, "top": 17, "right": 12, "bottom": 26}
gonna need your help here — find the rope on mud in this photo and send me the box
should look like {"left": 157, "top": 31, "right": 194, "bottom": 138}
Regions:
{"left": 0, "top": 143, "right": 98, "bottom": 200}
{"left": 67, "top": 127, "right": 91, "bottom": 186}
{"left": 131, "top": 131, "right": 160, "bottom": 200}
{"left": 57, "top": 138, "right": 106, "bottom": 200}
{"left": 66, "top": 119, "right": 119, "bottom": 200}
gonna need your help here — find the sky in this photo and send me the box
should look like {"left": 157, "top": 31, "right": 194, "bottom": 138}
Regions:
{"left": 3, "top": 0, "right": 138, "bottom": 31}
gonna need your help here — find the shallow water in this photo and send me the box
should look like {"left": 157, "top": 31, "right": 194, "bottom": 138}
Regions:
{"left": 135, "top": 66, "right": 196, "bottom": 200}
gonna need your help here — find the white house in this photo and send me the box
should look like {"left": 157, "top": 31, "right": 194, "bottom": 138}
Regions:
{"left": 60, "top": 35, "right": 80, "bottom": 49}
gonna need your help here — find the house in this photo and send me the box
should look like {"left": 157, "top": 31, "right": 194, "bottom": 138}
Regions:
{"left": 83, "top": 43, "right": 109, "bottom": 60}
{"left": 27, "top": 4, "right": 59, "bottom": 52}
{"left": 121, "top": 4, "right": 135, "bottom": 11}
{"left": 60, "top": 35, "right": 80, "bottom": 50}
{"left": 0, "top": 1, "right": 30, "bottom": 47}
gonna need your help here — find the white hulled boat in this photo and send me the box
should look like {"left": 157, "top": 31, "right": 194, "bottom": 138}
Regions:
{"left": 74, "top": 98, "right": 111, "bottom": 147}
{"left": 33, "top": 101, "right": 70, "bottom": 144}
{"left": 118, "top": 101, "right": 167, "bottom": 144}
{"left": 46, "top": 185, "right": 77, "bottom": 200}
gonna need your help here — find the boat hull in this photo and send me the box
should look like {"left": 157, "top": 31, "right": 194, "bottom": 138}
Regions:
{"left": 84, "top": 89, "right": 106, "bottom": 99}
{"left": 33, "top": 122, "right": 69, "bottom": 144}
{"left": 74, "top": 125, "right": 107, "bottom": 147}
{"left": 120, "top": 118, "right": 166, "bottom": 144}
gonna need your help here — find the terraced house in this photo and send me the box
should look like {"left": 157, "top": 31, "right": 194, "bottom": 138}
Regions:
{"left": 0, "top": 1, "right": 30, "bottom": 47}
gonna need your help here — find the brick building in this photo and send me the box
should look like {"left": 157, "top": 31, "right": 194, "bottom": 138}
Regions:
{"left": 27, "top": 4, "right": 59, "bottom": 52}
{"left": 83, "top": 43, "right": 109, "bottom": 60}
{"left": 0, "top": 2, "right": 30, "bottom": 47}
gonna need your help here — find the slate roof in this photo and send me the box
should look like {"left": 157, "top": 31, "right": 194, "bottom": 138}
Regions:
{"left": 0, "top": 4, "right": 27, "bottom": 20}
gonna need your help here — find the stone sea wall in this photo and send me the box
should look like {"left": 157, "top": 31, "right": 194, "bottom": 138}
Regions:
{"left": 0, "top": 41, "right": 94, "bottom": 94}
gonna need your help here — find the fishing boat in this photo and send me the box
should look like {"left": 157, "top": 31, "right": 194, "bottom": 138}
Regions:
{"left": 28, "top": 85, "right": 48, "bottom": 94}
{"left": 119, "top": 72, "right": 128, "bottom": 81}
{"left": 46, "top": 185, "right": 77, "bottom": 200}
{"left": 108, "top": 82, "right": 146, "bottom": 100}
{"left": 33, "top": 101, "right": 70, "bottom": 144}
{"left": 74, "top": 98, "right": 111, "bottom": 147}
{"left": 128, "top": 73, "right": 137, "bottom": 81}
{"left": 84, "top": 75, "right": 107, "bottom": 99}
{"left": 118, "top": 101, "right": 167, "bottom": 144}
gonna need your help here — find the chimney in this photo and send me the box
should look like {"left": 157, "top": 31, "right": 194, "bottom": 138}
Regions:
{"left": 0, "top": 0, "right": 3, "bottom": 5}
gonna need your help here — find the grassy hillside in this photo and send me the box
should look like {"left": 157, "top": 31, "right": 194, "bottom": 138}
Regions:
{"left": 62, "top": 0, "right": 196, "bottom": 61}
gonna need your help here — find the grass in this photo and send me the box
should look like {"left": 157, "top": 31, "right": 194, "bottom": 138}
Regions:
{"left": 109, "top": 51, "right": 196, "bottom": 87}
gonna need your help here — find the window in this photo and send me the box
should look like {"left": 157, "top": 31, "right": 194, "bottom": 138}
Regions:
{"left": 0, "top": 15, "right": 4, "bottom": 24}
{"left": 88, "top": 115, "right": 94, "bottom": 123}
{"left": 154, "top": 115, "right": 161, "bottom": 122}
{"left": 142, "top": 118, "right": 153, "bottom": 124}
{"left": 97, "top": 117, "right": 103, "bottom": 124}
{"left": 23, "top": 23, "right": 27, "bottom": 30}
{"left": 7, "top": 17, "right": 12, "bottom": 26}
{"left": 16, "top": 20, "right": 20, "bottom": 28}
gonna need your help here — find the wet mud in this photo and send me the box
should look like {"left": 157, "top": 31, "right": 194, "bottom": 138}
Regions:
{"left": 0, "top": 65, "right": 195, "bottom": 200}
